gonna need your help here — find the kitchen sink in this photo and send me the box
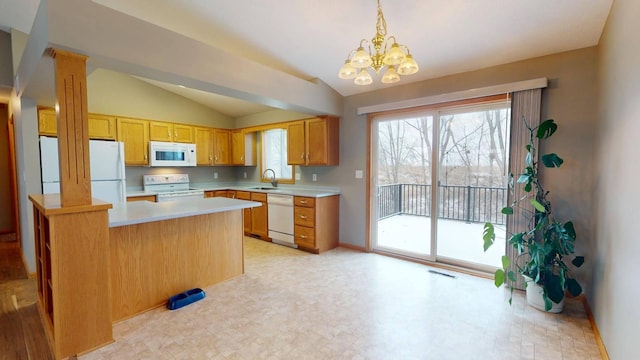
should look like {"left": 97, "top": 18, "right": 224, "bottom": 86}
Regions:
{"left": 248, "top": 186, "right": 281, "bottom": 191}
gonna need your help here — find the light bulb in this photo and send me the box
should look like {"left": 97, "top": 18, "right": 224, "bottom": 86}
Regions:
{"left": 350, "top": 47, "right": 373, "bottom": 68}
{"left": 381, "top": 66, "right": 400, "bottom": 84}
{"left": 354, "top": 69, "right": 373, "bottom": 85}
{"left": 338, "top": 60, "right": 357, "bottom": 79}
{"left": 383, "top": 43, "right": 406, "bottom": 65}
{"left": 397, "top": 54, "right": 419, "bottom": 75}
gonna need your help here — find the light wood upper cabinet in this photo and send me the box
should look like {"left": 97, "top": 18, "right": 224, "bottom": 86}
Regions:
{"left": 38, "top": 109, "right": 58, "bottom": 136}
{"left": 194, "top": 127, "right": 214, "bottom": 165}
{"left": 149, "top": 121, "right": 194, "bottom": 143}
{"left": 174, "top": 124, "right": 194, "bottom": 143}
{"left": 213, "top": 128, "right": 230, "bottom": 165}
{"left": 149, "top": 121, "right": 172, "bottom": 142}
{"left": 88, "top": 113, "right": 117, "bottom": 140}
{"left": 287, "top": 121, "right": 306, "bottom": 165}
{"left": 38, "top": 109, "right": 117, "bottom": 140}
{"left": 287, "top": 116, "right": 339, "bottom": 166}
{"left": 116, "top": 117, "right": 149, "bottom": 166}
{"left": 231, "top": 130, "right": 256, "bottom": 166}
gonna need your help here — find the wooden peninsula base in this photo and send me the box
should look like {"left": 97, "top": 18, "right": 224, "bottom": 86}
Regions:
{"left": 109, "top": 210, "right": 244, "bottom": 321}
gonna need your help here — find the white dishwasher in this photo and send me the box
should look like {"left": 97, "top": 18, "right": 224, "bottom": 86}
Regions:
{"left": 267, "top": 194, "right": 297, "bottom": 248}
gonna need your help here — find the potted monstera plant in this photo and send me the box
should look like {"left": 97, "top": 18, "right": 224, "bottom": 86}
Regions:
{"left": 482, "top": 117, "right": 584, "bottom": 312}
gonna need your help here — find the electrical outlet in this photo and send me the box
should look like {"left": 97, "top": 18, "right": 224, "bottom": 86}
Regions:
{"left": 214, "top": 172, "right": 218, "bottom": 179}
{"left": 355, "top": 170, "right": 363, "bottom": 179}
{"left": 312, "top": 174, "right": 317, "bottom": 182}
{"left": 243, "top": 172, "right": 247, "bottom": 179}
{"left": 295, "top": 173, "right": 301, "bottom": 180}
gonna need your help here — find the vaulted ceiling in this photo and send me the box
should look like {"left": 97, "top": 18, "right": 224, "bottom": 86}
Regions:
{"left": 0, "top": 0, "right": 613, "bottom": 117}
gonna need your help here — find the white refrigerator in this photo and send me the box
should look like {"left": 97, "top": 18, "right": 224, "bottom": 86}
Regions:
{"left": 40, "top": 136, "right": 127, "bottom": 204}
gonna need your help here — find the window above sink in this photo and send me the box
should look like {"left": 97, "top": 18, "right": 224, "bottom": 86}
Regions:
{"left": 261, "top": 128, "right": 294, "bottom": 184}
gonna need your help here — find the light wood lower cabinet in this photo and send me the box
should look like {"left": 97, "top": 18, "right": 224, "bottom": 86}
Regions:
{"left": 235, "top": 190, "right": 268, "bottom": 239}
{"left": 236, "top": 191, "right": 252, "bottom": 234}
{"left": 30, "top": 195, "right": 113, "bottom": 359}
{"left": 294, "top": 195, "right": 339, "bottom": 253}
{"left": 250, "top": 192, "right": 269, "bottom": 240}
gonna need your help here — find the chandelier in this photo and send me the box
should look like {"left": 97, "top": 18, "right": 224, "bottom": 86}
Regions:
{"left": 338, "top": 0, "right": 419, "bottom": 85}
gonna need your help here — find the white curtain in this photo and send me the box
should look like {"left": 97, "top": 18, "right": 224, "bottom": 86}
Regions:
{"left": 506, "top": 89, "right": 542, "bottom": 290}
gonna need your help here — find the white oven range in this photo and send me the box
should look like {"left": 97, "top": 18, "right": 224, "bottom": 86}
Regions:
{"left": 143, "top": 174, "right": 204, "bottom": 202}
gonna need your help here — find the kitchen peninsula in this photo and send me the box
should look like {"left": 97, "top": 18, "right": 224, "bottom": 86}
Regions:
{"left": 108, "top": 196, "right": 260, "bottom": 320}
{"left": 29, "top": 194, "right": 260, "bottom": 357}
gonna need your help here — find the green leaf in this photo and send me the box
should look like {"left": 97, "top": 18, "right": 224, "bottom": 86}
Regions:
{"left": 564, "top": 222, "right": 577, "bottom": 240}
{"left": 536, "top": 119, "right": 558, "bottom": 139}
{"left": 501, "top": 255, "right": 510, "bottom": 270}
{"left": 541, "top": 153, "right": 564, "bottom": 168}
{"left": 494, "top": 269, "right": 505, "bottom": 288}
{"left": 483, "top": 223, "right": 496, "bottom": 252}
{"left": 566, "top": 278, "right": 583, "bottom": 296}
{"left": 507, "top": 271, "right": 517, "bottom": 283}
{"left": 572, "top": 256, "right": 585, "bottom": 267}
{"left": 524, "top": 183, "right": 532, "bottom": 192}
{"left": 501, "top": 206, "right": 513, "bottom": 215}
{"left": 530, "top": 199, "right": 546, "bottom": 212}
{"left": 545, "top": 274, "right": 565, "bottom": 304}
{"left": 543, "top": 294, "right": 552, "bottom": 312}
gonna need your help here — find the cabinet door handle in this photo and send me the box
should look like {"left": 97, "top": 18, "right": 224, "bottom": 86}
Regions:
{"left": 175, "top": 131, "right": 178, "bottom": 139}
{"left": 144, "top": 154, "right": 148, "bottom": 160}
{"left": 306, "top": 153, "right": 310, "bottom": 160}
{"left": 300, "top": 200, "right": 307, "bottom": 204}
{"left": 300, "top": 215, "right": 307, "bottom": 219}
{"left": 167, "top": 130, "right": 171, "bottom": 138}
{"left": 240, "top": 155, "right": 244, "bottom": 161}
{"left": 300, "top": 153, "right": 304, "bottom": 160}
{"left": 300, "top": 235, "right": 307, "bottom": 239}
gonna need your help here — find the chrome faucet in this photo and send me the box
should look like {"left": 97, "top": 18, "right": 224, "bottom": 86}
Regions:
{"left": 263, "top": 168, "right": 278, "bottom": 187}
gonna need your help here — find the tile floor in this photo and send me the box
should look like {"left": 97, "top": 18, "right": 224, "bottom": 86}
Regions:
{"left": 81, "top": 237, "right": 602, "bottom": 360}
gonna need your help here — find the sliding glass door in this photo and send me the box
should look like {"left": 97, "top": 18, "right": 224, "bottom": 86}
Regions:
{"left": 372, "top": 100, "right": 511, "bottom": 270}
{"left": 373, "top": 113, "right": 436, "bottom": 260}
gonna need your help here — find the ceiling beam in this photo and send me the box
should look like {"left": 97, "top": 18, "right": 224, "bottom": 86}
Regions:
{"left": 16, "top": 0, "right": 343, "bottom": 116}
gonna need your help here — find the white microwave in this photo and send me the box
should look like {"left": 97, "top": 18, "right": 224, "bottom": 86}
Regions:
{"left": 149, "top": 141, "right": 197, "bottom": 167}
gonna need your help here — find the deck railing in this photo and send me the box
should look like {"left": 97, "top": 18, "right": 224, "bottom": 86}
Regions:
{"left": 377, "top": 183, "right": 507, "bottom": 225}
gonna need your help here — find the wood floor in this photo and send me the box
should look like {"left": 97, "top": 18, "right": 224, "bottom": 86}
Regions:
{"left": 0, "top": 241, "right": 53, "bottom": 360}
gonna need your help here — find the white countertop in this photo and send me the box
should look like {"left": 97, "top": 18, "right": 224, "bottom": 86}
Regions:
{"left": 191, "top": 183, "right": 341, "bottom": 198}
{"left": 109, "top": 197, "right": 261, "bottom": 227}
{"left": 126, "top": 183, "right": 341, "bottom": 198}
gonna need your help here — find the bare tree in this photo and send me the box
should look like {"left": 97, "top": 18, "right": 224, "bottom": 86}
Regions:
{"left": 378, "top": 120, "right": 411, "bottom": 184}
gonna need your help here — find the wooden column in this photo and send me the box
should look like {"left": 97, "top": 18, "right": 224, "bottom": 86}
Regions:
{"left": 50, "top": 49, "right": 92, "bottom": 207}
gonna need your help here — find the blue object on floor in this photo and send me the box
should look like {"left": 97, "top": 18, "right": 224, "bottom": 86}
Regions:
{"left": 167, "top": 288, "right": 206, "bottom": 310}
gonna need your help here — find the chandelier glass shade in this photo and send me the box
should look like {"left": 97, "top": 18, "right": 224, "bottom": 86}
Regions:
{"left": 338, "top": 0, "right": 418, "bottom": 85}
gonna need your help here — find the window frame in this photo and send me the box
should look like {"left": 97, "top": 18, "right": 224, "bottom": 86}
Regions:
{"left": 260, "top": 126, "right": 295, "bottom": 184}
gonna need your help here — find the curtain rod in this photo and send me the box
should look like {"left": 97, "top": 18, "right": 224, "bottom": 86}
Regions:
{"left": 357, "top": 78, "right": 548, "bottom": 115}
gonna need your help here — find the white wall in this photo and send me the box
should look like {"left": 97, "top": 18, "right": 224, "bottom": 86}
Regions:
{"left": 10, "top": 97, "right": 41, "bottom": 273}
{"left": 593, "top": 0, "right": 640, "bottom": 358}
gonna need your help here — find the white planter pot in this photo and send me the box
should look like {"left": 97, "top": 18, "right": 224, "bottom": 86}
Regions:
{"left": 523, "top": 275, "right": 564, "bottom": 313}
